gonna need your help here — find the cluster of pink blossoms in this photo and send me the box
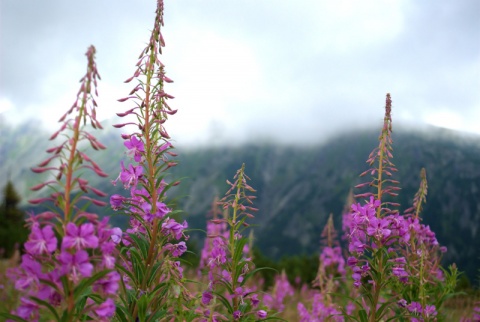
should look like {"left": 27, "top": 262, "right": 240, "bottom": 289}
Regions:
{"left": 345, "top": 196, "right": 445, "bottom": 288}
{"left": 8, "top": 215, "right": 121, "bottom": 320}
{"left": 199, "top": 225, "right": 261, "bottom": 321}
{"left": 110, "top": 136, "right": 188, "bottom": 279}
{"left": 6, "top": 45, "right": 122, "bottom": 321}
{"left": 397, "top": 299, "right": 438, "bottom": 321}
{"left": 297, "top": 292, "right": 353, "bottom": 322}
{"left": 297, "top": 218, "right": 350, "bottom": 322}
{"left": 263, "top": 271, "right": 294, "bottom": 312}
{"left": 199, "top": 220, "right": 229, "bottom": 276}
{"left": 319, "top": 246, "right": 346, "bottom": 277}
{"left": 197, "top": 165, "right": 270, "bottom": 321}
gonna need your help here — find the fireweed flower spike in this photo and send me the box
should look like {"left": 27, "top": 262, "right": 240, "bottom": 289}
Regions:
{"left": 354, "top": 93, "right": 400, "bottom": 215}
{"left": 111, "top": 1, "right": 194, "bottom": 320}
{"left": 343, "top": 95, "right": 405, "bottom": 321}
{"left": 398, "top": 168, "right": 457, "bottom": 319}
{"left": 4, "top": 46, "right": 120, "bottom": 322}
{"left": 343, "top": 94, "right": 457, "bottom": 322}
{"left": 263, "top": 270, "right": 294, "bottom": 313}
{"left": 297, "top": 215, "right": 349, "bottom": 321}
{"left": 199, "top": 164, "right": 275, "bottom": 321}
{"left": 198, "top": 196, "right": 229, "bottom": 277}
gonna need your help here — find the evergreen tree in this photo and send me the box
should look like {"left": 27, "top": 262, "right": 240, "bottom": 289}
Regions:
{"left": 0, "top": 180, "right": 28, "bottom": 258}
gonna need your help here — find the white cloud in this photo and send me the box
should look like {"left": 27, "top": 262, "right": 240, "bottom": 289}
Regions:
{"left": 1, "top": 0, "right": 479, "bottom": 145}
{"left": 0, "top": 97, "right": 13, "bottom": 114}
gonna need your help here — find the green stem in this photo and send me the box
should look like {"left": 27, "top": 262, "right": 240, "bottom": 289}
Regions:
{"left": 63, "top": 76, "right": 89, "bottom": 223}
{"left": 131, "top": 45, "right": 160, "bottom": 321}
{"left": 63, "top": 69, "right": 91, "bottom": 322}
{"left": 369, "top": 251, "right": 383, "bottom": 322}
{"left": 376, "top": 135, "right": 385, "bottom": 218}
{"left": 229, "top": 165, "right": 244, "bottom": 313}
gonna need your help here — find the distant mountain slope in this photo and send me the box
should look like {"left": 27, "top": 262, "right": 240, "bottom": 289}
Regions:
{"left": 1, "top": 119, "right": 479, "bottom": 280}
{"left": 171, "top": 128, "right": 480, "bottom": 280}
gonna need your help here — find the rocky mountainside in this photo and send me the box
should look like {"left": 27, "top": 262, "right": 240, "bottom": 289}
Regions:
{"left": 172, "top": 128, "right": 480, "bottom": 281}
{"left": 1, "top": 119, "right": 479, "bottom": 280}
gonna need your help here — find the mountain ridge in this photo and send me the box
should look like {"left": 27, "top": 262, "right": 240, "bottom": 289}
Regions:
{"left": 1, "top": 120, "right": 479, "bottom": 281}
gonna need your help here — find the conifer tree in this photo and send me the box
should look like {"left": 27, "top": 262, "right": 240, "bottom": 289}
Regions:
{"left": 0, "top": 180, "right": 28, "bottom": 258}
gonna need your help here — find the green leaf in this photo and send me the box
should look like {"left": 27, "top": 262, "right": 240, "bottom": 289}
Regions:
{"left": 261, "top": 317, "right": 288, "bottom": 321}
{"left": 38, "top": 277, "right": 63, "bottom": 294}
{"left": 60, "top": 310, "right": 69, "bottom": 322}
{"left": 29, "top": 296, "right": 60, "bottom": 321}
{"left": 232, "top": 237, "right": 248, "bottom": 265}
{"left": 358, "top": 309, "right": 368, "bottom": 322}
{"left": 129, "top": 247, "right": 146, "bottom": 282}
{"left": 329, "top": 292, "right": 364, "bottom": 308}
{"left": 137, "top": 294, "right": 149, "bottom": 322}
{"left": 147, "top": 309, "right": 168, "bottom": 322}
{"left": 362, "top": 289, "right": 374, "bottom": 307}
{"left": 241, "top": 267, "right": 277, "bottom": 286}
{"left": 212, "top": 291, "right": 233, "bottom": 313}
{"left": 60, "top": 275, "right": 70, "bottom": 298}
{"left": 114, "top": 305, "right": 130, "bottom": 322}
{"left": 73, "top": 269, "right": 111, "bottom": 299}
{"left": 115, "top": 262, "right": 137, "bottom": 288}
{"left": 375, "top": 297, "right": 399, "bottom": 320}
{"left": 153, "top": 172, "right": 167, "bottom": 188}
{"left": 335, "top": 306, "right": 359, "bottom": 322}
{"left": 129, "top": 233, "right": 149, "bottom": 259}
{"left": 150, "top": 281, "right": 168, "bottom": 298}
{"left": 214, "top": 278, "right": 234, "bottom": 294}
{"left": 0, "top": 313, "right": 28, "bottom": 322}
{"left": 147, "top": 261, "right": 163, "bottom": 287}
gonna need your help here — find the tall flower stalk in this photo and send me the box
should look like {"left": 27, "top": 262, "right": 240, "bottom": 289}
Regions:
{"left": 3, "top": 45, "right": 119, "bottom": 322}
{"left": 355, "top": 93, "right": 400, "bottom": 215}
{"left": 343, "top": 94, "right": 400, "bottom": 321}
{"left": 110, "top": 1, "right": 193, "bottom": 320}
{"left": 297, "top": 215, "right": 349, "bottom": 321}
{"left": 344, "top": 94, "right": 457, "bottom": 321}
{"left": 199, "top": 164, "right": 272, "bottom": 321}
{"left": 398, "top": 168, "right": 457, "bottom": 320}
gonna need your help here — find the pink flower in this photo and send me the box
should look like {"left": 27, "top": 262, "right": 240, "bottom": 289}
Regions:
{"left": 120, "top": 162, "right": 143, "bottom": 188}
{"left": 250, "top": 294, "right": 260, "bottom": 307}
{"left": 392, "top": 266, "right": 408, "bottom": 281}
{"left": 110, "top": 194, "right": 125, "bottom": 210}
{"left": 59, "top": 250, "right": 93, "bottom": 282}
{"left": 95, "top": 298, "right": 115, "bottom": 318}
{"left": 124, "top": 135, "right": 144, "bottom": 162}
{"left": 15, "top": 297, "right": 39, "bottom": 320}
{"left": 14, "top": 255, "right": 44, "bottom": 290}
{"left": 366, "top": 217, "right": 392, "bottom": 239}
{"left": 162, "top": 218, "right": 187, "bottom": 240}
{"left": 424, "top": 304, "right": 437, "bottom": 318}
{"left": 100, "top": 242, "right": 117, "bottom": 269}
{"left": 407, "top": 301, "right": 422, "bottom": 314}
{"left": 62, "top": 222, "right": 99, "bottom": 250}
{"left": 202, "top": 291, "right": 213, "bottom": 305}
{"left": 110, "top": 227, "right": 123, "bottom": 244}
{"left": 94, "top": 271, "right": 120, "bottom": 295}
{"left": 257, "top": 310, "right": 267, "bottom": 319}
{"left": 209, "top": 238, "right": 227, "bottom": 268}
{"left": 141, "top": 201, "right": 171, "bottom": 222}
{"left": 164, "top": 241, "right": 187, "bottom": 257}
{"left": 233, "top": 311, "right": 241, "bottom": 319}
{"left": 24, "top": 223, "right": 57, "bottom": 255}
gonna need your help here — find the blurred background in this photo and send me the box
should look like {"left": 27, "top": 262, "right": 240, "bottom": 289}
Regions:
{"left": 1, "top": 0, "right": 479, "bottom": 143}
{"left": 1, "top": 1, "right": 479, "bottom": 284}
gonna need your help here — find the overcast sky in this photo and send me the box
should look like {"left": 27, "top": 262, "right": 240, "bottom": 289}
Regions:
{"left": 1, "top": 1, "right": 479, "bottom": 146}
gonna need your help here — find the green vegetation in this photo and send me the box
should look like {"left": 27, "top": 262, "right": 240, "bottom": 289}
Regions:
{"left": 0, "top": 181, "right": 28, "bottom": 258}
